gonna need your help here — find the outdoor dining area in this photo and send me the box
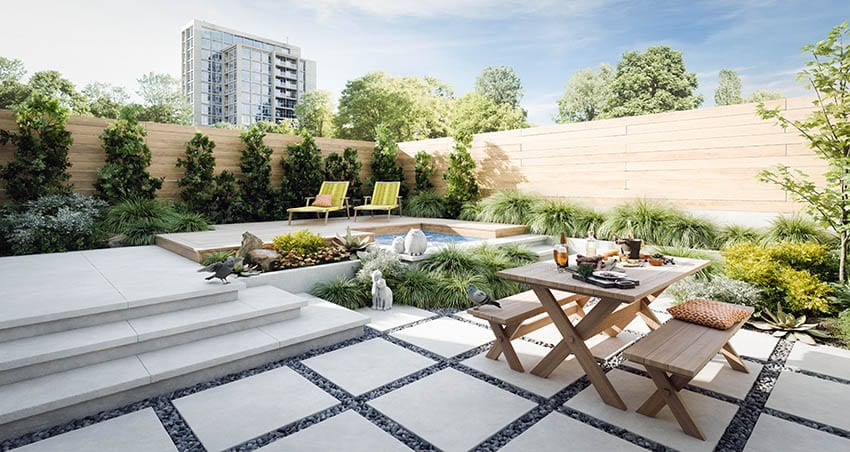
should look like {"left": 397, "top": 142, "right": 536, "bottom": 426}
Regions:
{"left": 468, "top": 247, "right": 754, "bottom": 442}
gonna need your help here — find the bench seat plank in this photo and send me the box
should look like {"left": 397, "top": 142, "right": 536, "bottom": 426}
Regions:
{"left": 469, "top": 290, "right": 584, "bottom": 324}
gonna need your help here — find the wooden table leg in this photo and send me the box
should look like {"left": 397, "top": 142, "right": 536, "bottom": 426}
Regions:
{"left": 530, "top": 286, "right": 627, "bottom": 410}
{"left": 485, "top": 321, "right": 524, "bottom": 372}
{"left": 642, "top": 366, "right": 706, "bottom": 440}
{"left": 637, "top": 288, "right": 668, "bottom": 331}
{"left": 720, "top": 342, "right": 749, "bottom": 373}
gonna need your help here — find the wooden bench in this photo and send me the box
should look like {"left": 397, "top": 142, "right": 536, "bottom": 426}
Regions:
{"left": 467, "top": 290, "right": 590, "bottom": 373}
{"left": 622, "top": 305, "right": 754, "bottom": 440}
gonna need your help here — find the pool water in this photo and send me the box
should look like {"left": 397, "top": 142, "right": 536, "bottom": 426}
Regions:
{"left": 374, "top": 231, "right": 483, "bottom": 246}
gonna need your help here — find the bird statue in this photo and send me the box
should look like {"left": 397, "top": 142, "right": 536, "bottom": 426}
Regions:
{"left": 467, "top": 284, "right": 501, "bottom": 309}
{"left": 197, "top": 256, "right": 236, "bottom": 284}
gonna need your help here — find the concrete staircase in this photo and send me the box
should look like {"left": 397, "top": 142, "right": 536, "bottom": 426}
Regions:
{"left": 0, "top": 283, "right": 368, "bottom": 440}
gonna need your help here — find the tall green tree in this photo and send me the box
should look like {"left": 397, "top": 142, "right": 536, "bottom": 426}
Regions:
{"left": 443, "top": 132, "right": 479, "bottom": 218}
{"left": 135, "top": 72, "right": 191, "bottom": 124}
{"left": 603, "top": 46, "right": 703, "bottom": 118}
{"left": 295, "top": 90, "right": 335, "bottom": 137}
{"left": 554, "top": 64, "right": 613, "bottom": 123}
{"left": 474, "top": 65, "right": 523, "bottom": 108}
{"left": 0, "top": 94, "right": 73, "bottom": 202}
{"left": 747, "top": 89, "right": 783, "bottom": 103}
{"left": 757, "top": 22, "right": 850, "bottom": 281}
{"left": 334, "top": 72, "right": 452, "bottom": 141}
{"left": 0, "top": 57, "right": 31, "bottom": 109}
{"left": 238, "top": 125, "right": 276, "bottom": 220}
{"left": 367, "top": 125, "right": 407, "bottom": 197}
{"left": 95, "top": 109, "right": 163, "bottom": 203}
{"left": 715, "top": 69, "right": 743, "bottom": 106}
{"left": 82, "top": 82, "right": 129, "bottom": 119}
{"left": 450, "top": 92, "right": 528, "bottom": 136}
{"left": 280, "top": 133, "right": 324, "bottom": 208}
{"left": 323, "top": 148, "right": 363, "bottom": 199}
{"left": 27, "top": 70, "right": 89, "bottom": 115}
{"left": 176, "top": 132, "right": 217, "bottom": 213}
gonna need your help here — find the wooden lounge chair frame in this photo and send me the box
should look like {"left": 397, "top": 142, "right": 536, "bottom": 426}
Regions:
{"left": 353, "top": 181, "right": 402, "bottom": 221}
{"left": 286, "top": 181, "right": 350, "bottom": 225}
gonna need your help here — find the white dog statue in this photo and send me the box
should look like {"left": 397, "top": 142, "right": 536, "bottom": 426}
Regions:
{"left": 371, "top": 269, "right": 393, "bottom": 310}
{"left": 391, "top": 236, "right": 406, "bottom": 254}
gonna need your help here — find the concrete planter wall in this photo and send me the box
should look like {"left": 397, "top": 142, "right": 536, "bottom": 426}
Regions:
{"left": 242, "top": 260, "right": 361, "bottom": 294}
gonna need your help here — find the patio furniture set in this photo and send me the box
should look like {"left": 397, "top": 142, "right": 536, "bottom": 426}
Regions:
{"left": 286, "top": 181, "right": 403, "bottom": 225}
{"left": 469, "top": 257, "right": 753, "bottom": 441}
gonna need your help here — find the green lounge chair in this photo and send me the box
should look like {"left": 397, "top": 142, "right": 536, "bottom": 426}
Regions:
{"left": 287, "top": 181, "right": 350, "bottom": 225}
{"left": 353, "top": 181, "right": 402, "bottom": 221}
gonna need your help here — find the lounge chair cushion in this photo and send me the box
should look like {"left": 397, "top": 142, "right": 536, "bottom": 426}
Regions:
{"left": 312, "top": 194, "right": 333, "bottom": 207}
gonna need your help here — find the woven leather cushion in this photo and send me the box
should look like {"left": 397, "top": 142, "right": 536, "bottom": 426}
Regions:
{"left": 667, "top": 299, "right": 751, "bottom": 330}
{"left": 312, "top": 194, "right": 333, "bottom": 207}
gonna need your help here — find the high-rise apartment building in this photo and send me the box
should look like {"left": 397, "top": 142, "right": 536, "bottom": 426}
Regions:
{"left": 181, "top": 20, "right": 317, "bottom": 127}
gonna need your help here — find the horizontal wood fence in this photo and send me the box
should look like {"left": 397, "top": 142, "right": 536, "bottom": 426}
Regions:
{"left": 0, "top": 111, "right": 375, "bottom": 201}
{"left": 399, "top": 97, "right": 825, "bottom": 213}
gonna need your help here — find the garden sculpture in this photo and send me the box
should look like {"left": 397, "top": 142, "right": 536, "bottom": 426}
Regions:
{"left": 404, "top": 228, "right": 428, "bottom": 255}
{"left": 391, "top": 236, "right": 406, "bottom": 254}
{"left": 467, "top": 284, "right": 501, "bottom": 309}
{"left": 198, "top": 256, "right": 236, "bottom": 284}
{"left": 371, "top": 269, "right": 393, "bottom": 310}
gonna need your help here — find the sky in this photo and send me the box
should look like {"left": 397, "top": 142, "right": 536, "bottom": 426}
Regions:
{"left": 0, "top": 0, "right": 848, "bottom": 125}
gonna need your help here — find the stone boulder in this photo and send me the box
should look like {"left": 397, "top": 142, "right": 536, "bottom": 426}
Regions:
{"left": 236, "top": 232, "right": 264, "bottom": 260}
{"left": 248, "top": 249, "right": 280, "bottom": 272}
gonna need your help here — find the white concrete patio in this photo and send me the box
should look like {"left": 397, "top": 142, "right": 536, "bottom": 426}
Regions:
{"left": 7, "top": 298, "right": 850, "bottom": 451}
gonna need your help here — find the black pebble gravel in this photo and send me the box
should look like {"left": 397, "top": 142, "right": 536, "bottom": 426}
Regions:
{"left": 3, "top": 308, "right": 849, "bottom": 452}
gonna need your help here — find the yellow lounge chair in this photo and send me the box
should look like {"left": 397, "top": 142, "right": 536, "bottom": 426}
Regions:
{"left": 287, "top": 181, "right": 350, "bottom": 225}
{"left": 353, "top": 181, "right": 402, "bottom": 221}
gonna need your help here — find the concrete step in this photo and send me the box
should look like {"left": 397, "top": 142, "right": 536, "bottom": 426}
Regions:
{"left": 0, "top": 286, "right": 307, "bottom": 385}
{"left": 0, "top": 283, "right": 244, "bottom": 343}
{"left": 0, "top": 297, "right": 368, "bottom": 441}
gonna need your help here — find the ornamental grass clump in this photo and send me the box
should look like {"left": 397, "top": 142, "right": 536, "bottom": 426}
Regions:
{"left": 405, "top": 191, "right": 447, "bottom": 218}
{"left": 762, "top": 213, "right": 834, "bottom": 245}
{"left": 476, "top": 190, "right": 540, "bottom": 225}
{"left": 311, "top": 277, "right": 370, "bottom": 310}
{"left": 716, "top": 224, "right": 763, "bottom": 248}
{"left": 527, "top": 198, "right": 604, "bottom": 238}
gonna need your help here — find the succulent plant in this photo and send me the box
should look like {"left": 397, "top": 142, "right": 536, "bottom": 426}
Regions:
{"left": 748, "top": 305, "right": 830, "bottom": 345}
{"left": 333, "top": 226, "right": 370, "bottom": 253}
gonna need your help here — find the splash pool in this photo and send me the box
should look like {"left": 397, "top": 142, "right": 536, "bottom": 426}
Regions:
{"left": 373, "top": 231, "right": 483, "bottom": 246}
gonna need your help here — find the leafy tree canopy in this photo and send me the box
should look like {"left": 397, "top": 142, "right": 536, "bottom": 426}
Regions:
{"left": 295, "top": 90, "right": 335, "bottom": 137}
{"left": 474, "top": 65, "right": 523, "bottom": 108}
{"left": 135, "top": 72, "right": 191, "bottom": 124}
{"left": 451, "top": 92, "right": 528, "bottom": 136}
{"left": 715, "top": 69, "right": 743, "bottom": 106}
{"left": 603, "top": 46, "right": 703, "bottom": 118}
{"left": 554, "top": 64, "right": 612, "bottom": 123}
{"left": 747, "top": 89, "right": 783, "bottom": 103}
{"left": 0, "top": 56, "right": 30, "bottom": 109}
{"left": 334, "top": 71, "right": 453, "bottom": 141}
{"left": 28, "top": 70, "right": 89, "bottom": 115}
{"left": 82, "top": 82, "right": 129, "bottom": 119}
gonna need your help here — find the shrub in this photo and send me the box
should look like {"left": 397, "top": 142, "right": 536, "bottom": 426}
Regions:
{"left": 176, "top": 132, "right": 216, "bottom": 213}
{"left": 0, "top": 94, "right": 73, "bottom": 203}
{"left": 405, "top": 191, "right": 446, "bottom": 218}
{"left": 476, "top": 190, "right": 540, "bottom": 225}
{"left": 393, "top": 269, "right": 441, "bottom": 308}
{"left": 716, "top": 224, "right": 763, "bottom": 248}
{"left": 527, "top": 198, "right": 605, "bottom": 237}
{"left": 668, "top": 275, "right": 764, "bottom": 307}
{"left": 101, "top": 198, "right": 172, "bottom": 246}
{"left": 167, "top": 211, "right": 210, "bottom": 233}
{"left": 311, "top": 277, "right": 369, "bottom": 309}
{"left": 723, "top": 241, "right": 834, "bottom": 314}
{"left": 280, "top": 133, "right": 324, "bottom": 209}
{"left": 207, "top": 170, "right": 244, "bottom": 224}
{"left": 323, "top": 147, "right": 363, "bottom": 200}
{"left": 443, "top": 132, "right": 479, "bottom": 218}
{"left": 2, "top": 193, "right": 106, "bottom": 255}
{"left": 835, "top": 309, "right": 850, "bottom": 346}
{"left": 762, "top": 213, "right": 833, "bottom": 245}
{"left": 414, "top": 150, "right": 436, "bottom": 192}
{"left": 458, "top": 200, "right": 482, "bottom": 221}
{"left": 600, "top": 199, "right": 715, "bottom": 247}
{"left": 355, "top": 247, "right": 405, "bottom": 282}
{"left": 434, "top": 271, "right": 488, "bottom": 309}
{"left": 238, "top": 125, "right": 276, "bottom": 220}
{"left": 499, "top": 243, "right": 539, "bottom": 265}
{"left": 421, "top": 244, "right": 483, "bottom": 274}
{"left": 272, "top": 230, "right": 327, "bottom": 255}
{"left": 95, "top": 112, "right": 163, "bottom": 203}
{"left": 367, "top": 125, "right": 407, "bottom": 198}
{"left": 202, "top": 251, "right": 233, "bottom": 266}
{"left": 278, "top": 246, "right": 350, "bottom": 269}
{"left": 667, "top": 214, "right": 719, "bottom": 249}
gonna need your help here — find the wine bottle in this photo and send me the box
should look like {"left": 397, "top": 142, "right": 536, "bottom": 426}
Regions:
{"left": 586, "top": 227, "right": 597, "bottom": 257}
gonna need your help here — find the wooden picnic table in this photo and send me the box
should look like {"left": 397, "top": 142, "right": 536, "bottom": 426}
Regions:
{"left": 497, "top": 257, "right": 710, "bottom": 410}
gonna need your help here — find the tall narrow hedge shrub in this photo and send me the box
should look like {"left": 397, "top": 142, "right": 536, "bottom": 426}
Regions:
{"left": 238, "top": 125, "right": 275, "bottom": 220}
{"left": 95, "top": 111, "right": 163, "bottom": 203}
{"left": 176, "top": 132, "right": 217, "bottom": 212}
